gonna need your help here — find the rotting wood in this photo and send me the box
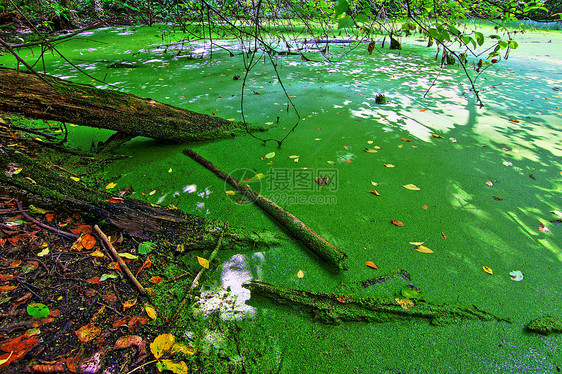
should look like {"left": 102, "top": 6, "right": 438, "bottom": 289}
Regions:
{"left": 244, "top": 280, "right": 511, "bottom": 325}
{"left": 0, "top": 67, "right": 267, "bottom": 145}
{"left": 0, "top": 145, "right": 281, "bottom": 251}
{"left": 183, "top": 148, "right": 349, "bottom": 270}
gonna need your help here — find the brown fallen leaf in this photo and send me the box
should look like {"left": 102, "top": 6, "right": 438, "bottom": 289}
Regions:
{"left": 391, "top": 219, "right": 405, "bottom": 227}
{"left": 401, "top": 138, "right": 412, "bottom": 142}
{"left": 368, "top": 190, "right": 380, "bottom": 196}
{"left": 441, "top": 231, "right": 447, "bottom": 239}
{"left": 314, "top": 176, "right": 330, "bottom": 186}
{"left": 492, "top": 196, "right": 504, "bottom": 201}
{"left": 74, "top": 324, "right": 101, "bottom": 343}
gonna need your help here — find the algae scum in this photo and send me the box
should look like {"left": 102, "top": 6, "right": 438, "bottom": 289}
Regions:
{"left": 4, "top": 24, "right": 561, "bottom": 372}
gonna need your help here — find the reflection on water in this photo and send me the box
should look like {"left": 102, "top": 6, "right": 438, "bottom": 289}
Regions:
{"left": 193, "top": 253, "right": 263, "bottom": 321}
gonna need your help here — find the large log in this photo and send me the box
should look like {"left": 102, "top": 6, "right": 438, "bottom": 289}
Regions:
{"left": 0, "top": 67, "right": 265, "bottom": 143}
{"left": 184, "top": 148, "right": 349, "bottom": 270}
{"left": 0, "top": 145, "right": 280, "bottom": 251}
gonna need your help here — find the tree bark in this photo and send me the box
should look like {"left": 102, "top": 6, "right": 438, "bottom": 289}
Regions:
{"left": 0, "top": 145, "right": 280, "bottom": 251}
{"left": 0, "top": 67, "right": 265, "bottom": 143}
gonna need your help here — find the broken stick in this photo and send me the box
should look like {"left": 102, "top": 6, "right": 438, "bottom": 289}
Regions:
{"left": 183, "top": 148, "right": 348, "bottom": 270}
{"left": 94, "top": 225, "right": 147, "bottom": 295}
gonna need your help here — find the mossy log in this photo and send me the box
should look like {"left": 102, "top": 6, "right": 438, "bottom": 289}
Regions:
{"left": 243, "top": 280, "right": 510, "bottom": 325}
{"left": 526, "top": 316, "right": 562, "bottom": 335}
{"left": 0, "top": 146, "right": 279, "bottom": 251}
{"left": 184, "top": 148, "right": 349, "bottom": 270}
{"left": 0, "top": 67, "right": 265, "bottom": 144}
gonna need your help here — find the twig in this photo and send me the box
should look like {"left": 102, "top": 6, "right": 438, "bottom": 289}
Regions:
{"left": 17, "top": 201, "right": 78, "bottom": 239}
{"left": 169, "top": 223, "right": 228, "bottom": 323}
{"left": 94, "top": 225, "right": 147, "bottom": 295}
{"left": 126, "top": 359, "right": 158, "bottom": 374}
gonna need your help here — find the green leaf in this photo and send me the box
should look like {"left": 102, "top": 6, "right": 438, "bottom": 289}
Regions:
{"left": 462, "top": 36, "right": 476, "bottom": 49}
{"left": 27, "top": 303, "right": 50, "bottom": 319}
{"left": 489, "top": 34, "right": 501, "bottom": 39}
{"left": 156, "top": 360, "right": 188, "bottom": 374}
{"left": 498, "top": 40, "right": 508, "bottom": 49}
{"left": 335, "top": 0, "right": 349, "bottom": 16}
{"left": 338, "top": 16, "right": 354, "bottom": 29}
{"left": 100, "top": 273, "right": 119, "bottom": 282}
{"left": 474, "top": 31, "right": 484, "bottom": 46}
{"left": 428, "top": 28, "right": 440, "bottom": 40}
{"left": 138, "top": 241, "right": 155, "bottom": 255}
{"left": 508, "top": 40, "right": 519, "bottom": 49}
{"left": 28, "top": 205, "right": 50, "bottom": 214}
{"left": 355, "top": 13, "right": 368, "bottom": 23}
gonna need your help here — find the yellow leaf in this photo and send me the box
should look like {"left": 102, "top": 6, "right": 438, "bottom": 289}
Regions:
{"left": 367, "top": 140, "right": 374, "bottom": 144}
{"left": 37, "top": 242, "right": 49, "bottom": 257}
{"left": 415, "top": 245, "right": 434, "bottom": 253}
{"left": 150, "top": 334, "right": 175, "bottom": 360}
{"left": 483, "top": 266, "right": 493, "bottom": 275}
{"left": 395, "top": 297, "right": 415, "bottom": 310}
{"left": 70, "top": 176, "right": 81, "bottom": 182}
{"left": 371, "top": 181, "right": 379, "bottom": 186}
{"left": 226, "top": 118, "right": 236, "bottom": 121}
{"left": 384, "top": 164, "right": 396, "bottom": 168}
{"left": 225, "top": 190, "right": 236, "bottom": 195}
{"left": 90, "top": 249, "right": 105, "bottom": 258}
{"left": 365, "top": 261, "right": 378, "bottom": 269}
{"left": 0, "top": 351, "right": 13, "bottom": 366}
{"left": 149, "top": 190, "right": 156, "bottom": 195}
{"left": 265, "top": 121, "right": 274, "bottom": 125}
{"left": 297, "top": 270, "right": 304, "bottom": 278}
{"left": 145, "top": 304, "right": 157, "bottom": 320}
{"left": 172, "top": 343, "right": 195, "bottom": 356}
{"left": 368, "top": 189, "right": 380, "bottom": 196}
{"left": 196, "top": 256, "right": 209, "bottom": 269}
{"left": 118, "top": 252, "right": 138, "bottom": 260}
{"left": 289, "top": 155, "right": 299, "bottom": 159}
{"left": 432, "top": 134, "right": 444, "bottom": 138}
{"left": 403, "top": 184, "right": 421, "bottom": 191}
{"left": 105, "top": 182, "right": 117, "bottom": 189}
{"left": 265, "top": 152, "right": 276, "bottom": 159}
{"left": 157, "top": 359, "right": 188, "bottom": 374}
{"left": 168, "top": 168, "right": 173, "bottom": 173}
{"left": 249, "top": 173, "right": 266, "bottom": 181}
{"left": 409, "top": 241, "right": 426, "bottom": 246}
{"left": 364, "top": 148, "right": 378, "bottom": 153}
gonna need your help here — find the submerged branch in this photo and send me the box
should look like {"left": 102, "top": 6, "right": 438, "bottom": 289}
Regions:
{"left": 244, "top": 280, "right": 511, "bottom": 325}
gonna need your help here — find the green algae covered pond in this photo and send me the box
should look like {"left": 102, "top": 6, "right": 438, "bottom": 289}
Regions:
{"left": 2, "top": 22, "right": 561, "bottom": 372}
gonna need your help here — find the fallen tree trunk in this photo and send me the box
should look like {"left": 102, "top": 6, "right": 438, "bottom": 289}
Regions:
{"left": 0, "top": 67, "right": 265, "bottom": 143}
{"left": 244, "top": 280, "right": 510, "bottom": 325}
{"left": 0, "top": 145, "right": 280, "bottom": 251}
{"left": 184, "top": 148, "right": 349, "bottom": 270}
